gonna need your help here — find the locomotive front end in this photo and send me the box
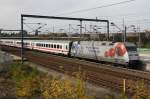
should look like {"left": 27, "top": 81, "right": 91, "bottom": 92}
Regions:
{"left": 125, "top": 43, "right": 142, "bottom": 69}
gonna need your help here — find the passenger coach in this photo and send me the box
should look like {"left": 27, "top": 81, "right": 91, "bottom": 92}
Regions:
{"left": 0, "top": 39, "right": 141, "bottom": 69}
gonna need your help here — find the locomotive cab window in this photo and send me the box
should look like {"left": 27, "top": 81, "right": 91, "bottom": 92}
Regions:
{"left": 126, "top": 46, "right": 137, "bottom": 51}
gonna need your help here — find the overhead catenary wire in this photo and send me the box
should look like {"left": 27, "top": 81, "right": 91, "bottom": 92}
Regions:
{"left": 56, "top": 0, "right": 136, "bottom": 16}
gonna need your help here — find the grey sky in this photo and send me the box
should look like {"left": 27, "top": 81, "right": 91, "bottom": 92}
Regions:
{"left": 0, "top": 0, "right": 150, "bottom": 32}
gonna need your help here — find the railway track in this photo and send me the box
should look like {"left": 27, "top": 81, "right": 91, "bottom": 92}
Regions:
{"left": 1, "top": 45, "right": 150, "bottom": 96}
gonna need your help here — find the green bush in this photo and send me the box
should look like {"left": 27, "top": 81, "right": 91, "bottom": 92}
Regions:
{"left": 8, "top": 62, "right": 93, "bottom": 99}
{"left": 144, "top": 41, "right": 150, "bottom": 48}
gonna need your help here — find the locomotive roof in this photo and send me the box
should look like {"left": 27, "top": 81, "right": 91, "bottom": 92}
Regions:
{"left": 124, "top": 42, "right": 136, "bottom": 46}
{"left": 1, "top": 39, "right": 71, "bottom": 43}
{"left": 28, "top": 40, "right": 71, "bottom": 43}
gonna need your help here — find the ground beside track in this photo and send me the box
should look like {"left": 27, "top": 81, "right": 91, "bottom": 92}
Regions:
{"left": 139, "top": 49, "right": 150, "bottom": 70}
{"left": 25, "top": 62, "right": 120, "bottom": 98}
{"left": 1, "top": 45, "right": 150, "bottom": 97}
{"left": 0, "top": 50, "right": 120, "bottom": 98}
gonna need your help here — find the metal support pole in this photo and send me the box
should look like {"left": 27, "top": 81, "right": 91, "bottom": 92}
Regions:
{"left": 89, "top": 25, "right": 92, "bottom": 40}
{"left": 107, "top": 21, "right": 109, "bottom": 41}
{"left": 0, "top": 30, "right": 1, "bottom": 37}
{"left": 79, "top": 20, "right": 82, "bottom": 40}
{"left": 123, "top": 79, "right": 126, "bottom": 93}
{"left": 53, "top": 25, "right": 55, "bottom": 40}
{"left": 53, "top": 26, "right": 55, "bottom": 33}
{"left": 84, "top": 24, "right": 87, "bottom": 40}
{"left": 68, "top": 24, "right": 71, "bottom": 40}
{"left": 138, "top": 26, "right": 141, "bottom": 48}
{"left": 90, "top": 25, "right": 92, "bottom": 32}
{"left": 0, "top": 30, "right": 1, "bottom": 49}
{"left": 85, "top": 24, "right": 86, "bottom": 34}
{"left": 21, "top": 15, "right": 24, "bottom": 64}
{"left": 124, "top": 26, "right": 127, "bottom": 42}
{"left": 122, "top": 18, "right": 125, "bottom": 42}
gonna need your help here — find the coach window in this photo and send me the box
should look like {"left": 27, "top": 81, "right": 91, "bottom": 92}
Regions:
{"left": 46, "top": 44, "right": 48, "bottom": 47}
{"left": 51, "top": 44, "right": 53, "bottom": 48}
{"left": 57, "top": 45, "right": 59, "bottom": 49}
{"left": 54, "top": 44, "right": 56, "bottom": 48}
{"left": 66, "top": 45, "right": 68, "bottom": 49}
{"left": 102, "top": 43, "right": 106, "bottom": 46}
{"left": 60, "top": 45, "right": 62, "bottom": 49}
{"left": 109, "top": 43, "right": 114, "bottom": 46}
{"left": 48, "top": 44, "right": 50, "bottom": 48}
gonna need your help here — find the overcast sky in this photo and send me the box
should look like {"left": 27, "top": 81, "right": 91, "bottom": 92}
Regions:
{"left": 0, "top": 0, "right": 150, "bottom": 32}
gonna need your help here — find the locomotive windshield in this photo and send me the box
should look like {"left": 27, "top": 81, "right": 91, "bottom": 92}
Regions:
{"left": 126, "top": 46, "right": 137, "bottom": 51}
{"left": 125, "top": 43, "right": 137, "bottom": 52}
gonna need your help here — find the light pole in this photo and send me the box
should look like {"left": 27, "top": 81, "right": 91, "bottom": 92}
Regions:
{"left": 137, "top": 26, "right": 141, "bottom": 49}
{"left": 124, "top": 25, "right": 135, "bottom": 42}
{"left": 77, "top": 22, "right": 83, "bottom": 40}
{"left": 79, "top": 20, "right": 82, "bottom": 39}
{"left": 111, "top": 22, "right": 123, "bottom": 42}
{"left": 131, "top": 26, "right": 141, "bottom": 49}
{"left": 0, "top": 29, "right": 2, "bottom": 38}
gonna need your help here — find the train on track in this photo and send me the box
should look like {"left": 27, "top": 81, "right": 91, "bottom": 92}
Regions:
{"left": 0, "top": 39, "right": 142, "bottom": 69}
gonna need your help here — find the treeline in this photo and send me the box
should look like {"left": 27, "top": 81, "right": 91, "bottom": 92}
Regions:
{"left": 109, "top": 33, "right": 150, "bottom": 48}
